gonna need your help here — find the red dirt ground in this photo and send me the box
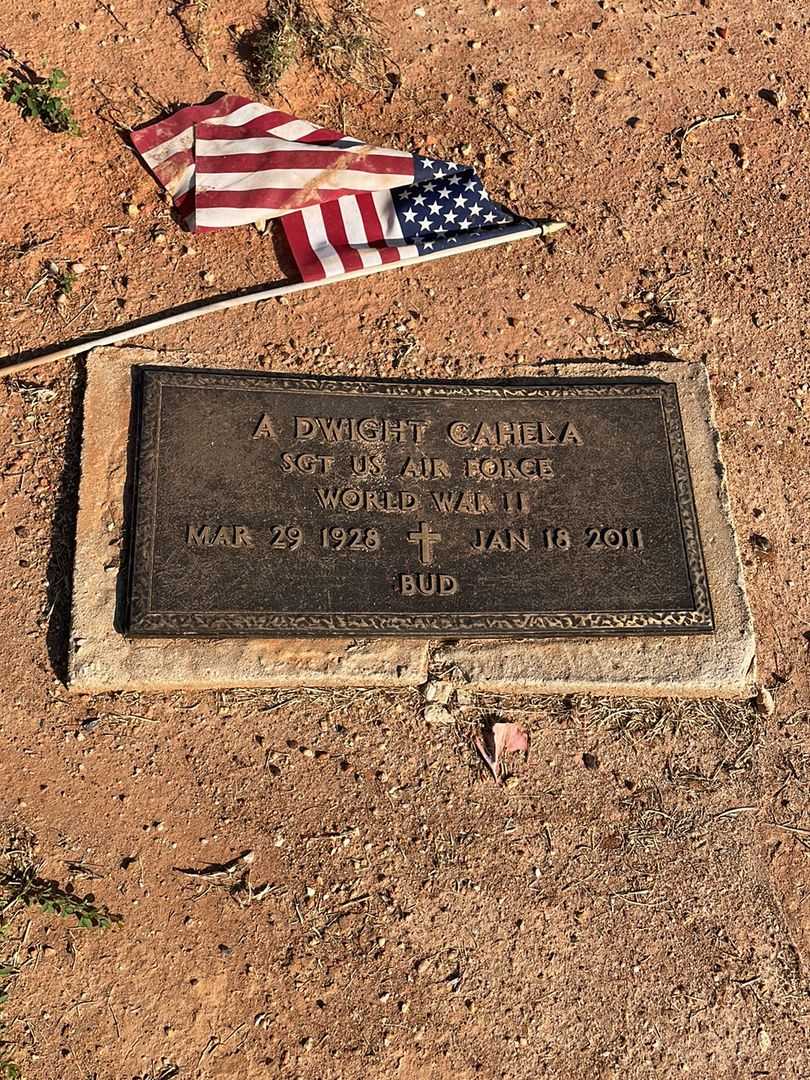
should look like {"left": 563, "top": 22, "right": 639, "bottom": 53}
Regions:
{"left": 0, "top": 1, "right": 809, "bottom": 1077}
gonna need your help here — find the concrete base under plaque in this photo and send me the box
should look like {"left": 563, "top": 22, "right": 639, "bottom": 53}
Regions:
{"left": 68, "top": 348, "right": 756, "bottom": 698}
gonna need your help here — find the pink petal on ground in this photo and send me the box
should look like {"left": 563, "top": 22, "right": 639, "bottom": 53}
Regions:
{"left": 474, "top": 722, "right": 529, "bottom": 783}
{"left": 492, "top": 722, "right": 529, "bottom": 759}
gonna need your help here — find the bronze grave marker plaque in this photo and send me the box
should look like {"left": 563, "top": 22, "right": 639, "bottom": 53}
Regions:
{"left": 125, "top": 367, "right": 713, "bottom": 637}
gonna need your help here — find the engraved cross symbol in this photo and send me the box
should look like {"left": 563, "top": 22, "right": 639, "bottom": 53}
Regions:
{"left": 407, "top": 521, "right": 442, "bottom": 566}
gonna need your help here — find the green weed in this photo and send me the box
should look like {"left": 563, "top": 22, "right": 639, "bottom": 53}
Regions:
{"left": 0, "top": 64, "right": 79, "bottom": 135}
{"left": 0, "top": 834, "right": 123, "bottom": 1078}
{"left": 1, "top": 866, "right": 121, "bottom": 930}
{"left": 49, "top": 265, "right": 76, "bottom": 298}
{"left": 0, "top": 933, "right": 19, "bottom": 1079}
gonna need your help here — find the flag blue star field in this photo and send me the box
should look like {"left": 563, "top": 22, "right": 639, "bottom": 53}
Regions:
{"left": 391, "top": 159, "right": 535, "bottom": 255}
{"left": 130, "top": 95, "right": 546, "bottom": 281}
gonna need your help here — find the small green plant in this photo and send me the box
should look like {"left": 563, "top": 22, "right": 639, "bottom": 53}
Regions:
{"left": 0, "top": 933, "right": 20, "bottom": 1079}
{"left": 2, "top": 871, "right": 121, "bottom": 930}
{"left": 49, "top": 264, "right": 76, "bottom": 298}
{"left": 0, "top": 833, "right": 121, "bottom": 1078}
{"left": 0, "top": 65, "right": 79, "bottom": 135}
{"left": 1, "top": 833, "right": 121, "bottom": 930}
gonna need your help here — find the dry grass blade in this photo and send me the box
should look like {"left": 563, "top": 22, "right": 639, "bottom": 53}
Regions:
{"left": 172, "top": 0, "right": 212, "bottom": 71}
{"left": 237, "top": 0, "right": 301, "bottom": 96}
{"left": 574, "top": 272, "right": 687, "bottom": 338}
{"left": 672, "top": 112, "right": 740, "bottom": 156}
{"left": 305, "top": 0, "right": 393, "bottom": 89}
{"left": 237, "top": 0, "right": 394, "bottom": 97}
{"left": 173, "top": 850, "right": 254, "bottom": 880}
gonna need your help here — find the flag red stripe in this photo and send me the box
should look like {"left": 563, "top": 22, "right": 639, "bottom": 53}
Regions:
{"left": 320, "top": 202, "right": 365, "bottom": 273}
{"left": 196, "top": 150, "right": 414, "bottom": 176}
{"left": 195, "top": 187, "right": 358, "bottom": 211}
{"left": 377, "top": 244, "right": 404, "bottom": 264}
{"left": 196, "top": 112, "right": 301, "bottom": 139}
{"left": 152, "top": 148, "right": 194, "bottom": 189}
{"left": 298, "top": 126, "right": 348, "bottom": 143}
{"left": 173, "top": 190, "right": 195, "bottom": 217}
{"left": 281, "top": 211, "right": 326, "bottom": 282}
{"left": 130, "top": 95, "right": 256, "bottom": 153}
{"left": 356, "top": 193, "right": 383, "bottom": 244}
{"left": 356, "top": 194, "right": 401, "bottom": 264}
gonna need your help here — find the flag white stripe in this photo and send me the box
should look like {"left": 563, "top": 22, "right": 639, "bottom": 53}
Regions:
{"left": 141, "top": 102, "right": 274, "bottom": 168}
{"left": 270, "top": 118, "right": 327, "bottom": 140}
{"left": 210, "top": 102, "right": 275, "bottom": 127}
{"left": 142, "top": 130, "right": 192, "bottom": 170}
{"left": 371, "top": 190, "right": 406, "bottom": 242}
{"left": 194, "top": 205, "right": 290, "bottom": 228}
{"left": 196, "top": 168, "right": 412, "bottom": 193}
{"left": 195, "top": 136, "right": 412, "bottom": 160}
{"left": 301, "top": 206, "right": 346, "bottom": 277}
{"left": 370, "top": 190, "right": 419, "bottom": 258}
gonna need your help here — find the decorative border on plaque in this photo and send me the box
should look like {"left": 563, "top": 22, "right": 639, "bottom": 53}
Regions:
{"left": 126, "top": 368, "right": 714, "bottom": 637}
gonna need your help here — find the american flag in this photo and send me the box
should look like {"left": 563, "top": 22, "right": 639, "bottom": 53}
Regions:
{"left": 131, "top": 94, "right": 545, "bottom": 283}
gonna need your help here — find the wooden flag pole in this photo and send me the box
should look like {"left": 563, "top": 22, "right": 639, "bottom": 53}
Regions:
{"left": 0, "top": 222, "right": 567, "bottom": 380}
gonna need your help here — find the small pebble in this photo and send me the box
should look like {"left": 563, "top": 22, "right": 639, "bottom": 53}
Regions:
{"left": 424, "top": 703, "right": 453, "bottom": 725}
{"left": 126, "top": 203, "right": 140, "bottom": 218}
{"left": 754, "top": 686, "right": 775, "bottom": 718}
{"left": 594, "top": 68, "right": 620, "bottom": 82}
{"left": 468, "top": 40, "right": 482, "bottom": 49}
{"left": 758, "top": 1027, "right": 771, "bottom": 1052}
{"left": 201, "top": 271, "right": 215, "bottom": 285}
{"left": 69, "top": 262, "right": 87, "bottom": 275}
{"left": 751, "top": 533, "right": 771, "bottom": 553}
{"left": 413, "top": 5, "right": 425, "bottom": 14}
